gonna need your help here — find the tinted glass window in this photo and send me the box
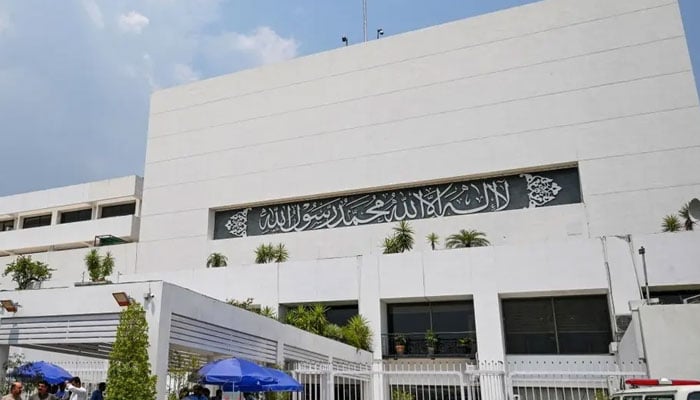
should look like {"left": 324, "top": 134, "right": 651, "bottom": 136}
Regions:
{"left": 100, "top": 202, "right": 136, "bottom": 218}
{"left": 644, "top": 395, "right": 674, "bottom": 400}
{"left": 503, "top": 295, "right": 612, "bottom": 354}
{"left": 22, "top": 214, "right": 51, "bottom": 229}
{"left": 650, "top": 290, "right": 700, "bottom": 304}
{"left": 60, "top": 208, "right": 92, "bottom": 224}
{"left": 0, "top": 220, "right": 13, "bottom": 231}
{"left": 326, "top": 305, "right": 358, "bottom": 326}
{"left": 388, "top": 303, "right": 431, "bottom": 334}
{"left": 687, "top": 392, "right": 700, "bottom": 400}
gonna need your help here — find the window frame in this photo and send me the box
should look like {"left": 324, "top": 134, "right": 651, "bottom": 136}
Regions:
{"left": 21, "top": 214, "right": 52, "bottom": 229}
{"left": 99, "top": 202, "right": 137, "bottom": 219}
{"left": 502, "top": 294, "right": 613, "bottom": 355}
{"left": 59, "top": 208, "right": 93, "bottom": 224}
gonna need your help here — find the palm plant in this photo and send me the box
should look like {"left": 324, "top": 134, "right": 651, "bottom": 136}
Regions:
{"left": 258, "top": 306, "right": 278, "bottom": 320}
{"left": 255, "top": 243, "right": 275, "bottom": 263}
{"left": 382, "top": 236, "right": 400, "bottom": 254}
{"left": 679, "top": 203, "right": 695, "bottom": 231}
{"left": 392, "top": 221, "right": 414, "bottom": 251}
{"left": 445, "top": 229, "right": 490, "bottom": 248}
{"left": 206, "top": 252, "right": 228, "bottom": 268}
{"left": 341, "top": 314, "right": 373, "bottom": 351}
{"left": 273, "top": 243, "right": 289, "bottom": 262}
{"left": 255, "top": 243, "right": 289, "bottom": 263}
{"left": 84, "top": 249, "right": 114, "bottom": 282}
{"left": 662, "top": 215, "right": 682, "bottom": 232}
{"left": 426, "top": 233, "right": 439, "bottom": 250}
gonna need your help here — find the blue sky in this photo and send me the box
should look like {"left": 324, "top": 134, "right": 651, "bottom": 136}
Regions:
{"left": 0, "top": 0, "right": 699, "bottom": 196}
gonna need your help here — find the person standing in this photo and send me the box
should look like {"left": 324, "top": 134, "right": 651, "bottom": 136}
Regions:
{"left": 29, "top": 381, "right": 56, "bottom": 400}
{"left": 89, "top": 383, "right": 105, "bottom": 400}
{"left": 64, "top": 378, "right": 87, "bottom": 400}
{"left": 2, "top": 382, "right": 23, "bottom": 400}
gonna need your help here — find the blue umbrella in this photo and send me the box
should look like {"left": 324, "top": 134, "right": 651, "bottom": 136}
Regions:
{"left": 224, "top": 368, "right": 302, "bottom": 392}
{"left": 198, "top": 358, "right": 277, "bottom": 386}
{"left": 12, "top": 361, "right": 73, "bottom": 384}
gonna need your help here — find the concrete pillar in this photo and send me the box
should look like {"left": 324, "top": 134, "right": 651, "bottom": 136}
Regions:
{"left": 146, "top": 286, "right": 172, "bottom": 400}
{"left": 0, "top": 345, "right": 9, "bottom": 388}
{"left": 472, "top": 292, "right": 505, "bottom": 364}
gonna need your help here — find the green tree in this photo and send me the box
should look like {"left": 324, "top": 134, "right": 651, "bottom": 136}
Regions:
{"left": 206, "top": 252, "right": 228, "bottom": 268}
{"left": 679, "top": 203, "right": 695, "bottom": 231}
{"left": 382, "top": 236, "right": 400, "bottom": 254}
{"left": 445, "top": 229, "right": 490, "bottom": 248}
{"left": 662, "top": 215, "right": 682, "bottom": 232}
{"left": 3, "top": 255, "right": 53, "bottom": 289}
{"left": 342, "top": 315, "right": 373, "bottom": 351}
{"left": 273, "top": 244, "right": 289, "bottom": 263}
{"left": 106, "top": 303, "right": 157, "bottom": 400}
{"left": 84, "top": 249, "right": 115, "bottom": 282}
{"left": 382, "top": 221, "right": 414, "bottom": 254}
{"left": 426, "top": 233, "right": 439, "bottom": 250}
{"left": 392, "top": 221, "right": 414, "bottom": 251}
{"left": 255, "top": 243, "right": 289, "bottom": 263}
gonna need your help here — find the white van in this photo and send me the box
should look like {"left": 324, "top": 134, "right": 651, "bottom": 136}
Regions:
{"left": 611, "top": 379, "right": 700, "bottom": 400}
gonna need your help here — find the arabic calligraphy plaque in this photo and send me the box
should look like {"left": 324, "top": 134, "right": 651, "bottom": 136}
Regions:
{"left": 213, "top": 167, "right": 580, "bottom": 239}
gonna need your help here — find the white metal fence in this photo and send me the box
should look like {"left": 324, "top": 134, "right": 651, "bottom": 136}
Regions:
{"left": 288, "top": 360, "right": 646, "bottom": 400}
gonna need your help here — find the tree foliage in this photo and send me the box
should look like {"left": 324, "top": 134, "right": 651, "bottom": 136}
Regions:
{"left": 106, "top": 303, "right": 157, "bottom": 400}
{"left": 84, "top": 249, "right": 115, "bottom": 282}
{"left": 206, "top": 252, "right": 228, "bottom": 268}
{"left": 285, "top": 304, "right": 373, "bottom": 351}
{"left": 3, "top": 255, "right": 53, "bottom": 289}
{"left": 679, "top": 203, "right": 695, "bottom": 231}
{"left": 255, "top": 243, "right": 289, "bottom": 263}
{"left": 426, "top": 233, "right": 439, "bottom": 250}
{"left": 445, "top": 229, "right": 490, "bottom": 248}
{"left": 662, "top": 215, "right": 682, "bottom": 232}
{"left": 382, "top": 221, "right": 414, "bottom": 254}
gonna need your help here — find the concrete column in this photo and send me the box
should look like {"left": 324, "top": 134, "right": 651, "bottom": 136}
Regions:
{"left": 146, "top": 285, "right": 172, "bottom": 400}
{"left": 357, "top": 255, "right": 386, "bottom": 400}
{"left": 472, "top": 292, "right": 505, "bottom": 364}
{"left": 0, "top": 345, "right": 9, "bottom": 388}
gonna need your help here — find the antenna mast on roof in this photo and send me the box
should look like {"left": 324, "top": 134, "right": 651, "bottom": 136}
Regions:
{"left": 362, "top": 0, "right": 368, "bottom": 42}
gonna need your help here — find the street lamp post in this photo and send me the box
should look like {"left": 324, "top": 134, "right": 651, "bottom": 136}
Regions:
{"left": 638, "top": 246, "right": 650, "bottom": 302}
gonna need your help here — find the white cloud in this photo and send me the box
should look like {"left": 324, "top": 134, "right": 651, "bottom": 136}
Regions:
{"left": 81, "top": 0, "right": 104, "bottom": 29}
{"left": 172, "top": 63, "right": 200, "bottom": 84}
{"left": 231, "top": 26, "right": 299, "bottom": 65}
{"left": 118, "top": 11, "right": 149, "bottom": 34}
{"left": 0, "top": 12, "right": 11, "bottom": 35}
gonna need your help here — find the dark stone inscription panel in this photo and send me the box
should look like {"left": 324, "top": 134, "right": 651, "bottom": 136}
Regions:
{"left": 214, "top": 167, "right": 581, "bottom": 239}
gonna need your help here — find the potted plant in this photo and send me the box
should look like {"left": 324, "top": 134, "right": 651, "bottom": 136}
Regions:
{"left": 425, "top": 329, "right": 438, "bottom": 356}
{"left": 458, "top": 336, "right": 474, "bottom": 356}
{"left": 394, "top": 334, "right": 407, "bottom": 355}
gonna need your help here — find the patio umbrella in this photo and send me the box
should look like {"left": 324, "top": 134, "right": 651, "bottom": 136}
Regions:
{"left": 197, "top": 358, "right": 277, "bottom": 387}
{"left": 224, "top": 368, "right": 302, "bottom": 392}
{"left": 11, "top": 361, "right": 73, "bottom": 384}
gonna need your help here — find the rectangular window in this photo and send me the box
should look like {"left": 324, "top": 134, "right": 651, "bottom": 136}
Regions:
{"left": 100, "top": 202, "right": 136, "bottom": 218}
{"left": 650, "top": 289, "right": 700, "bottom": 304}
{"left": 0, "top": 220, "right": 14, "bottom": 231}
{"left": 60, "top": 208, "right": 93, "bottom": 224}
{"left": 386, "top": 301, "right": 476, "bottom": 357}
{"left": 502, "top": 295, "right": 612, "bottom": 355}
{"left": 325, "top": 305, "right": 358, "bottom": 326}
{"left": 22, "top": 214, "right": 52, "bottom": 229}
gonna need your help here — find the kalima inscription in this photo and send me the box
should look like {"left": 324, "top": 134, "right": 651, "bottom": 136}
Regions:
{"left": 213, "top": 167, "right": 580, "bottom": 239}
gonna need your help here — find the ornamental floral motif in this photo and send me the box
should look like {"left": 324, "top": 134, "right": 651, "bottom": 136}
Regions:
{"left": 225, "top": 208, "right": 250, "bottom": 237}
{"left": 520, "top": 173, "right": 562, "bottom": 208}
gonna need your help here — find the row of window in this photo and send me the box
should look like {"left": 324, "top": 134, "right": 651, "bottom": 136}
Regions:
{"left": 0, "top": 202, "right": 136, "bottom": 231}
{"left": 386, "top": 295, "right": 612, "bottom": 355}
{"left": 303, "top": 290, "right": 699, "bottom": 357}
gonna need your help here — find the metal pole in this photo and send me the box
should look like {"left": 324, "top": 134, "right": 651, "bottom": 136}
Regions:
{"left": 362, "top": 0, "right": 367, "bottom": 42}
{"left": 638, "top": 247, "right": 650, "bottom": 302}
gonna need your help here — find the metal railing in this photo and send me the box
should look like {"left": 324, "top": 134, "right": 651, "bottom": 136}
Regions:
{"left": 382, "top": 332, "right": 476, "bottom": 359}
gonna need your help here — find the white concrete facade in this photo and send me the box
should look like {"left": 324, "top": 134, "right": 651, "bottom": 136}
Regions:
{"left": 140, "top": 0, "right": 700, "bottom": 270}
{"left": 0, "top": 0, "right": 699, "bottom": 385}
{"left": 0, "top": 176, "right": 143, "bottom": 255}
